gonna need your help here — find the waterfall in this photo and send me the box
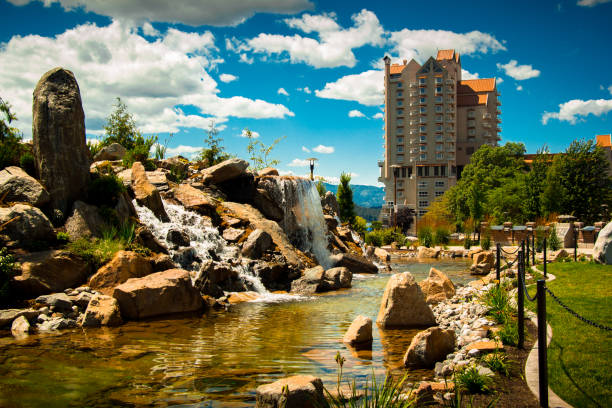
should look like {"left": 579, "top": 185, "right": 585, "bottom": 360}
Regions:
{"left": 259, "top": 177, "right": 333, "bottom": 269}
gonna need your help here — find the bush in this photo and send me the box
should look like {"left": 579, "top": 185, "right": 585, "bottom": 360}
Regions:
{"left": 86, "top": 174, "right": 126, "bottom": 208}
{"left": 481, "top": 234, "right": 491, "bottom": 251}
{"left": 122, "top": 141, "right": 157, "bottom": 169}
{"left": 497, "top": 319, "right": 520, "bottom": 346}
{"left": 316, "top": 180, "right": 326, "bottom": 198}
{"left": 352, "top": 216, "right": 367, "bottom": 238}
{"left": 56, "top": 231, "right": 70, "bottom": 244}
{"left": 548, "top": 225, "right": 561, "bottom": 251}
{"left": 481, "top": 351, "right": 510, "bottom": 376}
{"left": 19, "top": 152, "right": 36, "bottom": 177}
{"left": 365, "top": 229, "right": 383, "bottom": 247}
{"left": 454, "top": 365, "right": 493, "bottom": 394}
{"left": 434, "top": 226, "right": 450, "bottom": 246}
{"left": 87, "top": 140, "right": 103, "bottom": 158}
{"left": 481, "top": 284, "right": 513, "bottom": 324}
{"left": 167, "top": 165, "right": 188, "bottom": 183}
{"left": 464, "top": 236, "right": 472, "bottom": 249}
{"left": 418, "top": 226, "right": 433, "bottom": 247}
{"left": 365, "top": 227, "right": 405, "bottom": 247}
{"left": 0, "top": 247, "right": 17, "bottom": 306}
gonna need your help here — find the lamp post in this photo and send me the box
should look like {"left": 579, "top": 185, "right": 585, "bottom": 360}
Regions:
{"left": 391, "top": 165, "right": 401, "bottom": 227}
{"left": 307, "top": 158, "right": 318, "bottom": 181}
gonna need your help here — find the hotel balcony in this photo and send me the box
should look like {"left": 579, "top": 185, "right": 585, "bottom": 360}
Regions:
{"left": 483, "top": 122, "right": 491, "bottom": 128}
{"left": 378, "top": 160, "right": 385, "bottom": 167}
{"left": 409, "top": 82, "right": 418, "bottom": 88}
{"left": 482, "top": 112, "right": 492, "bottom": 120}
{"left": 497, "top": 127, "right": 502, "bottom": 132}
{"left": 445, "top": 79, "right": 454, "bottom": 85}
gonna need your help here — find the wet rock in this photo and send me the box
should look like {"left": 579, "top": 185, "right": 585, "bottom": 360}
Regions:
{"left": 149, "top": 253, "right": 176, "bottom": 272}
{"left": 131, "top": 161, "right": 169, "bottom": 222}
{"left": 242, "top": 229, "right": 273, "bottom": 259}
{"left": 166, "top": 228, "right": 190, "bottom": 249}
{"left": 331, "top": 253, "right": 378, "bottom": 274}
{"left": 0, "top": 309, "right": 39, "bottom": 328}
{"left": 35, "top": 293, "right": 73, "bottom": 313}
{"left": 217, "top": 173, "right": 256, "bottom": 203}
{"left": 343, "top": 315, "right": 373, "bottom": 347}
{"left": 290, "top": 266, "right": 325, "bottom": 294}
{"left": 134, "top": 225, "right": 168, "bottom": 254}
{"left": 81, "top": 294, "right": 123, "bottom": 327}
{"left": 171, "top": 184, "right": 217, "bottom": 217}
{"left": 88, "top": 251, "right": 153, "bottom": 295}
{"left": 0, "top": 166, "right": 50, "bottom": 207}
{"left": 11, "top": 315, "right": 31, "bottom": 336}
{"left": 324, "top": 214, "right": 338, "bottom": 230}
{"left": 0, "top": 204, "right": 55, "bottom": 243}
{"left": 336, "top": 225, "right": 354, "bottom": 243}
{"left": 38, "top": 316, "right": 78, "bottom": 331}
{"left": 93, "top": 143, "right": 126, "bottom": 161}
{"left": 404, "top": 327, "right": 456, "bottom": 368}
{"left": 374, "top": 247, "right": 391, "bottom": 262}
{"left": 222, "top": 227, "right": 245, "bottom": 242}
{"left": 172, "top": 247, "right": 199, "bottom": 269}
{"left": 114, "top": 190, "right": 138, "bottom": 224}
{"left": 256, "top": 375, "right": 324, "bottom": 408}
{"left": 593, "top": 222, "right": 612, "bottom": 264}
{"left": 14, "top": 250, "right": 90, "bottom": 296}
{"left": 324, "top": 267, "right": 352, "bottom": 289}
{"left": 419, "top": 267, "right": 456, "bottom": 305}
{"left": 376, "top": 272, "right": 436, "bottom": 328}
{"left": 253, "top": 261, "right": 292, "bottom": 289}
{"left": 112, "top": 269, "right": 203, "bottom": 320}
{"left": 253, "top": 188, "right": 283, "bottom": 221}
{"left": 418, "top": 246, "right": 440, "bottom": 259}
{"left": 201, "top": 158, "right": 249, "bottom": 185}
{"left": 32, "top": 67, "right": 90, "bottom": 215}
{"left": 64, "top": 200, "right": 106, "bottom": 240}
{"left": 70, "top": 291, "right": 93, "bottom": 309}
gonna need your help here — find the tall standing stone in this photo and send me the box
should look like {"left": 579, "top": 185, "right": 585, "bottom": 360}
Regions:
{"left": 32, "top": 67, "right": 90, "bottom": 215}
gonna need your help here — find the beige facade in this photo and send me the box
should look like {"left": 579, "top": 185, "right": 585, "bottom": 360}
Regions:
{"left": 379, "top": 49, "right": 501, "bottom": 232}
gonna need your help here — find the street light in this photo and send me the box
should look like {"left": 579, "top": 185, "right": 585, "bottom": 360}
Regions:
{"left": 307, "top": 157, "right": 318, "bottom": 181}
{"left": 390, "top": 165, "right": 401, "bottom": 227}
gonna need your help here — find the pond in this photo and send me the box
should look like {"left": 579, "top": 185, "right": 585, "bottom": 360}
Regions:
{"left": 0, "top": 259, "right": 471, "bottom": 407}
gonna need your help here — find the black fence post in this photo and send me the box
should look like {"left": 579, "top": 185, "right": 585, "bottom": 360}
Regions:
{"left": 574, "top": 232, "right": 578, "bottom": 262}
{"left": 526, "top": 237, "right": 530, "bottom": 268}
{"left": 496, "top": 243, "right": 501, "bottom": 283}
{"left": 543, "top": 238, "right": 547, "bottom": 279}
{"left": 537, "top": 280, "right": 549, "bottom": 408}
{"left": 532, "top": 233, "right": 536, "bottom": 265}
{"left": 517, "top": 249, "right": 525, "bottom": 349}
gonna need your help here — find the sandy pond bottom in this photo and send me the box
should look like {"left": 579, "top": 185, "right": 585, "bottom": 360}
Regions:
{"left": 0, "top": 259, "right": 471, "bottom": 407}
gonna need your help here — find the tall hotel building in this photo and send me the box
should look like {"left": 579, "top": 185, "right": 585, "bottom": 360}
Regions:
{"left": 379, "top": 49, "right": 501, "bottom": 232}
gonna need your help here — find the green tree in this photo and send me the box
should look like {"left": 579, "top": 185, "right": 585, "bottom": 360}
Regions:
{"left": 316, "top": 180, "right": 326, "bottom": 198}
{"left": 337, "top": 172, "right": 356, "bottom": 224}
{"left": 200, "top": 120, "right": 230, "bottom": 166}
{"left": 541, "top": 139, "right": 612, "bottom": 223}
{"left": 0, "top": 97, "right": 23, "bottom": 169}
{"left": 244, "top": 128, "right": 285, "bottom": 171}
{"left": 524, "top": 146, "right": 551, "bottom": 220}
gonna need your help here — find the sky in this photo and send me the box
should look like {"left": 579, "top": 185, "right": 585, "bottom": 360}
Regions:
{"left": 1, "top": 0, "right": 611, "bottom": 186}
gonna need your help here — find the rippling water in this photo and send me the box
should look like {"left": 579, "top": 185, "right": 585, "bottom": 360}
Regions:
{"left": 0, "top": 259, "right": 470, "bottom": 407}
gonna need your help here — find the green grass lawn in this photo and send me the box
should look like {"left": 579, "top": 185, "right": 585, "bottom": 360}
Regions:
{"left": 527, "top": 262, "right": 612, "bottom": 408}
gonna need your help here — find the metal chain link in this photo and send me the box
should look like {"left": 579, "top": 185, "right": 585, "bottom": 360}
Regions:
{"left": 500, "top": 246, "right": 520, "bottom": 255}
{"left": 522, "top": 273, "right": 537, "bottom": 302}
{"left": 545, "top": 287, "right": 612, "bottom": 331}
{"left": 501, "top": 254, "right": 516, "bottom": 268}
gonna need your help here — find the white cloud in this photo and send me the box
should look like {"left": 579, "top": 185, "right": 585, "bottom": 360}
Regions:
{"left": 238, "top": 9, "right": 385, "bottom": 68}
{"left": 320, "top": 172, "right": 358, "bottom": 184}
{"left": 608, "top": 85, "right": 612, "bottom": 95}
{"left": 241, "top": 129, "right": 260, "bottom": 138}
{"left": 577, "top": 0, "right": 611, "bottom": 6}
{"left": 277, "top": 87, "right": 289, "bottom": 96}
{"left": 496, "top": 77, "right": 504, "bottom": 85}
{"left": 497, "top": 60, "right": 540, "bottom": 80}
{"left": 219, "top": 73, "right": 238, "bottom": 83}
{"left": 542, "top": 99, "right": 612, "bottom": 124}
{"left": 7, "top": 0, "right": 314, "bottom": 26}
{"left": 297, "top": 86, "right": 312, "bottom": 94}
{"left": 288, "top": 158, "right": 311, "bottom": 167}
{"left": 373, "top": 112, "right": 384, "bottom": 119}
{"left": 141, "top": 22, "right": 159, "bottom": 37}
{"left": 312, "top": 144, "right": 335, "bottom": 154}
{"left": 461, "top": 69, "right": 480, "bottom": 80}
{"left": 388, "top": 29, "right": 505, "bottom": 63}
{"left": 316, "top": 70, "right": 384, "bottom": 106}
{"left": 302, "top": 146, "right": 310, "bottom": 152}
{"left": 0, "top": 21, "right": 293, "bottom": 138}
{"left": 153, "top": 144, "right": 203, "bottom": 159}
{"left": 516, "top": 85, "right": 523, "bottom": 91}
{"left": 348, "top": 110, "right": 366, "bottom": 118}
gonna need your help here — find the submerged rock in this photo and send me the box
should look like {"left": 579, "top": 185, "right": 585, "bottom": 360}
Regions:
{"left": 331, "top": 253, "right": 378, "bottom": 274}
{"left": 343, "top": 315, "right": 373, "bottom": 347}
{"left": 81, "top": 294, "right": 123, "bottom": 327}
{"left": 256, "top": 375, "right": 324, "bottom": 408}
{"left": 0, "top": 166, "right": 50, "bottom": 207}
{"left": 376, "top": 272, "right": 436, "bottom": 328}
{"left": 404, "top": 327, "right": 456, "bottom": 368}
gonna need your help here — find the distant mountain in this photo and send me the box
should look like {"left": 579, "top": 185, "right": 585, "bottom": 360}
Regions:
{"left": 355, "top": 205, "right": 381, "bottom": 222}
{"left": 323, "top": 183, "right": 385, "bottom": 209}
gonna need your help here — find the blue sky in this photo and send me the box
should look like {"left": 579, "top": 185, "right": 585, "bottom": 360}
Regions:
{"left": 1, "top": 0, "right": 611, "bottom": 185}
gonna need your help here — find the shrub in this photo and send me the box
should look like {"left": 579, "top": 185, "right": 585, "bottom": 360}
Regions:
{"left": 19, "top": 152, "right": 36, "bottom": 177}
{"left": 497, "top": 319, "right": 519, "bottom": 346}
{"left": 481, "top": 234, "right": 491, "bottom": 251}
{"left": 56, "top": 231, "right": 70, "bottom": 244}
{"left": 0, "top": 247, "right": 17, "bottom": 306}
{"left": 481, "top": 284, "right": 513, "bottom": 324}
{"left": 86, "top": 174, "right": 126, "bottom": 208}
{"left": 434, "top": 226, "right": 450, "bottom": 246}
{"left": 167, "top": 165, "right": 188, "bottom": 183}
{"left": 365, "top": 229, "right": 383, "bottom": 247}
{"left": 481, "top": 351, "right": 510, "bottom": 376}
{"left": 464, "top": 236, "right": 472, "bottom": 249}
{"left": 418, "top": 226, "right": 433, "bottom": 248}
{"left": 316, "top": 180, "right": 326, "bottom": 198}
{"left": 87, "top": 140, "right": 103, "bottom": 158}
{"left": 454, "top": 365, "right": 493, "bottom": 394}
{"left": 548, "top": 225, "right": 561, "bottom": 251}
{"left": 352, "top": 216, "right": 367, "bottom": 238}
{"left": 68, "top": 236, "right": 124, "bottom": 269}
{"left": 371, "top": 221, "right": 382, "bottom": 230}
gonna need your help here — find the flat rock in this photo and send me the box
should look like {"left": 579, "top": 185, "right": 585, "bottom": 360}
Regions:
{"left": 222, "top": 227, "right": 245, "bottom": 242}
{"left": 171, "top": 184, "right": 217, "bottom": 217}
{"left": 0, "top": 309, "right": 38, "bottom": 328}
{"left": 331, "top": 253, "right": 378, "bottom": 274}
{"left": 201, "top": 158, "right": 249, "bottom": 185}
{"left": 256, "top": 375, "right": 324, "bottom": 408}
{"left": 465, "top": 340, "right": 503, "bottom": 352}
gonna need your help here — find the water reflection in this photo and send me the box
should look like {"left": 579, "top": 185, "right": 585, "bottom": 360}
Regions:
{"left": 0, "top": 259, "right": 469, "bottom": 407}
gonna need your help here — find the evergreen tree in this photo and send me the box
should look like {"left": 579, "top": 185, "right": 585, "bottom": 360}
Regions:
{"left": 524, "top": 146, "right": 551, "bottom": 220}
{"left": 337, "top": 172, "right": 356, "bottom": 223}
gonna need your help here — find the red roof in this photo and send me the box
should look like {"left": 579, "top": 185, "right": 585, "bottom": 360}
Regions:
{"left": 458, "top": 78, "right": 496, "bottom": 93}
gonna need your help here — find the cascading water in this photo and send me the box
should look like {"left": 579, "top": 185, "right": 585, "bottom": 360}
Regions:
{"left": 258, "top": 177, "right": 333, "bottom": 269}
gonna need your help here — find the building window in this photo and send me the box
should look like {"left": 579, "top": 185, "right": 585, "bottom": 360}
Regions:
{"left": 468, "top": 120, "right": 476, "bottom": 127}
{"left": 420, "top": 107, "right": 426, "bottom": 113}
{"left": 397, "top": 119, "right": 403, "bottom": 125}
{"left": 418, "top": 181, "right": 427, "bottom": 188}
{"left": 397, "top": 91, "right": 403, "bottom": 97}
{"left": 435, "top": 105, "right": 442, "bottom": 112}
{"left": 441, "top": 165, "right": 447, "bottom": 176}
{"left": 436, "top": 115, "right": 443, "bottom": 122}
{"left": 397, "top": 109, "right": 403, "bottom": 115}
{"left": 436, "top": 144, "right": 443, "bottom": 151}
{"left": 420, "top": 135, "right": 426, "bottom": 142}
{"left": 420, "top": 125, "right": 426, "bottom": 132}
{"left": 401, "top": 167, "right": 407, "bottom": 178}
{"left": 419, "top": 78, "right": 426, "bottom": 84}
{"left": 397, "top": 145, "right": 404, "bottom": 152}
{"left": 436, "top": 153, "right": 444, "bottom": 160}
{"left": 398, "top": 191, "right": 404, "bottom": 197}
{"left": 419, "top": 200, "right": 429, "bottom": 208}
{"left": 433, "top": 165, "right": 439, "bottom": 176}
{"left": 397, "top": 137, "right": 403, "bottom": 144}
{"left": 436, "top": 125, "right": 443, "bottom": 131}
{"left": 420, "top": 145, "right": 427, "bottom": 152}
{"left": 424, "top": 166, "right": 430, "bottom": 176}
{"left": 419, "top": 210, "right": 427, "bottom": 217}
{"left": 397, "top": 154, "right": 404, "bottom": 162}
{"left": 420, "top": 87, "right": 426, "bottom": 94}
{"left": 435, "top": 191, "right": 444, "bottom": 197}
{"left": 435, "top": 181, "right": 445, "bottom": 187}
{"left": 436, "top": 86, "right": 442, "bottom": 93}
{"left": 468, "top": 129, "right": 476, "bottom": 136}
{"left": 397, "top": 82, "right": 402, "bottom": 88}
{"left": 397, "top": 127, "right": 403, "bottom": 134}
{"left": 417, "top": 167, "right": 423, "bottom": 177}
{"left": 435, "top": 77, "right": 442, "bottom": 84}
{"left": 468, "top": 110, "right": 475, "bottom": 118}
{"left": 398, "top": 180, "right": 404, "bottom": 187}
{"left": 420, "top": 153, "right": 427, "bottom": 160}
{"left": 435, "top": 134, "right": 443, "bottom": 142}
{"left": 418, "top": 191, "right": 428, "bottom": 197}
{"left": 397, "top": 100, "right": 403, "bottom": 106}
{"left": 435, "top": 96, "right": 443, "bottom": 103}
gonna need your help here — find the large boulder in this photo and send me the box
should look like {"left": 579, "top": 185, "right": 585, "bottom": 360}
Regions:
{"left": 112, "top": 269, "right": 203, "bottom": 320}
{"left": 193, "top": 260, "right": 245, "bottom": 297}
{"left": 0, "top": 166, "right": 50, "bottom": 207}
{"left": 417, "top": 246, "right": 440, "bottom": 259}
{"left": 131, "top": 161, "right": 169, "bottom": 222}
{"left": 376, "top": 272, "right": 436, "bottom": 328}
{"left": 404, "top": 327, "right": 456, "bottom": 368}
{"left": 171, "top": 184, "right": 217, "bottom": 217}
{"left": 201, "top": 158, "right": 249, "bottom": 185}
{"left": 0, "top": 309, "right": 39, "bottom": 328}
{"left": 258, "top": 167, "right": 279, "bottom": 177}
{"left": 81, "top": 294, "right": 123, "bottom": 327}
{"left": 593, "top": 222, "right": 612, "bottom": 264}
{"left": 32, "top": 67, "right": 90, "bottom": 215}
{"left": 217, "top": 173, "right": 256, "bottom": 203}
{"left": 93, "top": 143, "right": 126, "bottom": 161}
{"left": 253, "top": 188, "right": 283, "bottom": 221}
{"left": 11, "top": 315, "right": 31, "bottom": 336}
{"left": 14, "top": 250, "right": 90, "bottom": 296}
{"left": 473, "top": 251, "right": 495, "bottom": 269}
{"left": 324, "top": 267, "right": 352, "bottom": 289}
{"left": 419, "top": 267, "right": 456, "bottom": 305}
{"left": 256, "top": 375, "right": 324, "bottom": 408}
{"left": 64, "top": 200, "right": 106, "bottom": 240}
{"left": 134, "top": 225, "right": 168, "bottom": 254}
{"left": 242, "top": 229, "right": 273, "bottom": 259}
{"left": 88, "top": 251, "right": 153, "bottom": 295}
{"left": 374, "top": 247, "right": 391, "bottom": 262}
{"left": 290, "top": 266, "right": 352, "bottom": 294}
{"left": 343, "top": 315, "right": 373, "bottom": 347}
{"left": 321, "top": 191, "right": 339, "bottom": 216}
{"left": 332, "top": 253, "right": 378, "bottom": 274}
{"left": 0, "top": 204, "right": 55, "bottom": 243}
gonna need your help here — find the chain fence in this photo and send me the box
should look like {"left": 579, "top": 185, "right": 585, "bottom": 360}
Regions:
{"left": 545, "top": 287, "right": 612, "bottom": 332}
